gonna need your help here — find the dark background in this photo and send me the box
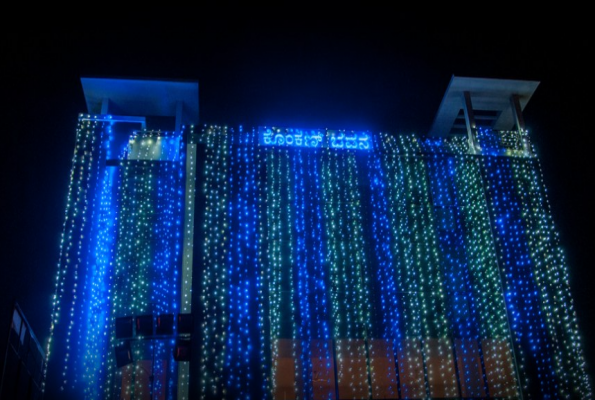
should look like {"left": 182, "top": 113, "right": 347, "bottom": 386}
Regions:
{"left": 1, "top": 13, "right": 593, "bottom": 395}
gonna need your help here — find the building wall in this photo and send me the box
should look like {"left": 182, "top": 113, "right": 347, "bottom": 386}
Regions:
{"left": 45, "top": 116, "right": 187, "bottom": 400}
{"left": 0, "top": 302, "right": 45, "bottom": 400}
{"left": 196, "top": 125, "right": 591, "bottom": 399}
{"left": 45, "top": 117, "right": 592, "bottom": 399}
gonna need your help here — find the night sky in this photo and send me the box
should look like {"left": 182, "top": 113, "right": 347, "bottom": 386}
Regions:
{"left": 2, "top": 15, "right": 593, "bottom": 391}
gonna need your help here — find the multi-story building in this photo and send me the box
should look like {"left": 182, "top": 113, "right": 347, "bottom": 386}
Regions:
{"left": 0, "top": 302, "right": 45, "bottom": 399}
{"left": 44, "top": 76, "right": 592, "bottom": 399}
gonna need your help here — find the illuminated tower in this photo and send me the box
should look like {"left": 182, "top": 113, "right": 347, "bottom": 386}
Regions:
{"left": 45, "top": 77, "right": 198, "bottom": 399}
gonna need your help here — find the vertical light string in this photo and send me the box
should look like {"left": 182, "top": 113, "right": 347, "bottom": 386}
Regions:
{"left": 251, "top": 126, "right": 267, "bottom": 399}
{"left": 380, "top": 133, "right": 426, "bottom": 399}
{"left": 224, "top": 126, "right": 263, "bottom": 399}
{"left": 380, "top": 134, "right": 459, "bottom": 398}
{"left": 401, "top": 135, "right": 458, "bottom": 399}
{"left": 479, "top": 128, "right": 557, "bottom": 398}
{"left": 70, "top": 116, "right": 104, "bottom": 391}
{"left": 426, "top": 150, "right": 499, "bottom": 398}
{"left": 454, "top": 151, "right": 519, "bottom": 398}
{"left": 288, "top": 140, "right": 334, "bottom": 400}
{"left": 199, "top": 126, "right": 229, "bottom": 399}
{"left": 265, "top": 138, "right": 297, "bottom": 399}
{"left": 265, "top": 140, "right": 280, "bottom": 397}
{"left": 418, "top": 134, "right": 522, "bottom": 397}
{"left": 425, "top": 153, "right": 470, "bottom": 396}
{"left": 82, "top": 121, "right": 116, "bottom": 399}
{"left": 347, "top": 146, "right": 373, "bottom": 400}
{"left": 111, "top": 141, "right": 151, "bottom": 400}
{"left": 305, "top": 144, "right": 333, "bottom": 400}
{"left": 182, "top": 125, "right": 197, "bottom": 315}
{"left": 256, "top": 129, "right": 270, "bottom": 399}
{"left": 292, "top": 146, "right": 312, "bottom": 399}
{"left": 321, "top": 133, "right": 372, "bottom": 399}
{"left": 226, "top": 127, "right": 241, "bottom": 397}
{"left": 510, "top": 148, "right": 592, "bottom": 399}
{"left": 45, "top": 115, "right": 106, "bottom": 395}
{"left": 105, "top": 130, "right": 184, "bottom": 399}
{"left": 366, "top": 139, "right": 400, "bottom": 399}
{"left": 282, "top": 143, "right": 297, "bottom": 399}
{"left": 158, "top": 132, "right": 184, "bottom": 399}
{"left": 179, "top": 124, "right": 197, "bottom": 399}
{"left": 74, "top": 118, "right": 108, "bottom": 392}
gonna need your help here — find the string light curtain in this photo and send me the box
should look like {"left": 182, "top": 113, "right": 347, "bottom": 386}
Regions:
{"left": 197, "top": 125, "right": 591, "bottom": 400}
{"left": 46, "top": 115, "right": 110, "bottom": 397}
{"left": 46, "top": 115, "right": 186, "bottom": 399}
{"left": 47, "top": 116, "right": 592, "bottom": 399}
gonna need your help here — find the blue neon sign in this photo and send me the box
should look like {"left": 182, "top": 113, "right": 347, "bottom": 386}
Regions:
{"left": 328, "top": 130, "right": 371, "bottom": 150}
{"left": 259, "top": 127, "right": 372, "bottom": 150}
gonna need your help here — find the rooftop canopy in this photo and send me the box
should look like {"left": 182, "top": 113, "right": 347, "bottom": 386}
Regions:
{"left": 428, "top": 75, "right": 539, "bottom": 137}
{"left": 80, "top": 77, "right": 199, "bottom": 125}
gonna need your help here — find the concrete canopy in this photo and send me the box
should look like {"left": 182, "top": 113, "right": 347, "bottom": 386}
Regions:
{"left": 428, "top": 75, "right": 539, "bottom": 137}
{"left": 80, "top": 77, "right": 199, "bottom": 125}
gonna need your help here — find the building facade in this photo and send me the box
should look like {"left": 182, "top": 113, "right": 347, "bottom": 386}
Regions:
{"left": 1, "top": 302, "right": 45, "bottom": 400}
{"left": 44, "top": 77, "right": 592, "bottom": 399}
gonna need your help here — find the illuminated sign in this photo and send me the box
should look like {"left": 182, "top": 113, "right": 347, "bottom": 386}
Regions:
{"left": 259, "top": 127, "right": 372, "bottom": 150}
{"left": 328, "top": 130, "right": 371, "bottom": 150}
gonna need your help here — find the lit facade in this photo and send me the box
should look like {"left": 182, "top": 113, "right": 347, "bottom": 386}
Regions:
{"left": 45, "top": 77, "right": 592, "bottom": 399}
{"left": 45, "top": 78, "right": 198, "bottom": 400}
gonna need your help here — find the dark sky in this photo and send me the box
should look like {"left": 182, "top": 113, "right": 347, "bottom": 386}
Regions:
{"left": 2, "top": 15, "right": 594, "bottom": 387}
